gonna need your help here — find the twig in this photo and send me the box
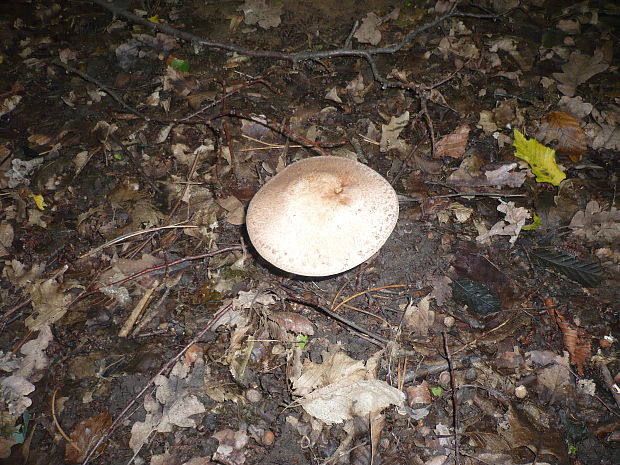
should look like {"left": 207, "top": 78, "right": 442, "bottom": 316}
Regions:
{"left": 108, "top": 132, "right": 161, "bottom": 193}
{"left": 91, "top": 0, "right": 501, "bottom": 89}
{"left": 81, "top": 303, "right": 234, "bottom": 465}
{"left": 52, "top": 388, "right": 81, "bottom": 454}
{"left": 398, "top": 192, "right": 526, "bottom": 203}
{"left": 442, "top": 332, "right": 461, "bottom": 465}
{"left": 79, "top": 246, "right": 242, "bottom": 299}
{"left": 285, "top": 295, "right": 388, "bottom": 345}
{"left": 79, "top": 224, "right": 196, "bottom": 258}
{"left": 596, "top": 359, "right": 620, "bottom": 411}
{"left": 52, "top": 60, "right": 151, "bottom": 120}
{"left": 332, "top": 284, "right": 407, "bottom": 312}
{"left": 390, "top": 135, "right": 425, "bottom": 186}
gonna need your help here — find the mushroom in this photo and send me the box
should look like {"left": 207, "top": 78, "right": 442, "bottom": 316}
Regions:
{"left": 246, "top": 156, "right": 399, "bottom": 276}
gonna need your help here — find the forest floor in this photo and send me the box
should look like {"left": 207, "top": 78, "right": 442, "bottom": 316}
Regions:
{"left": 0, "top": 1, "right": 619, "bottom": 464}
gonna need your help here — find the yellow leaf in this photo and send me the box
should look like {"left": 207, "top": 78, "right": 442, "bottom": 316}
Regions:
{"left": 148, "top": 15, "right": 160, "bottom": 23}
{"left": 513, "top": 129, "right": 566, "bottom": 186}
{"left": 29, "top": 194, "right": 48, "bottom": 210}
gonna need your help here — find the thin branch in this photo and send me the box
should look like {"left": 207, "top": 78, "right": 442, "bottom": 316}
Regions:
{"left": 443, "top": 332, "right": 461, "bottom": 465}
{"left": 81, "top": 303, "right": 234, "bottom": 465}
{"left": 90, "top": 0, "right": 501, "bottom": 88}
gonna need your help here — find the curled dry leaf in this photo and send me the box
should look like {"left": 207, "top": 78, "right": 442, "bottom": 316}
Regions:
{"left": 269, "top": 312, "right": 314, "bottom": 335}
{"left": 537, "top": 111, "right": 587, "bottom": 162}
{"left": 212, "top": 429, "right": 249, "bottom": 465}
{"left": 434, "top": 124, "right": 470, "bottom": 158}
{"left": 545, "top": 299, "right": 591, "bottom": 376}
{"left": 65, "top": 411, "right": 112, "bottom": 464}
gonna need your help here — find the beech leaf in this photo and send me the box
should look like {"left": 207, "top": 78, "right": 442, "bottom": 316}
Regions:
{"left": 513, "top": 129, "right": 566, "bottom": 186}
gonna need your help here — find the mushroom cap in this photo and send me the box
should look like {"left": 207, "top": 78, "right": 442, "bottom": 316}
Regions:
{"left": 246, "top": 156, "right": 399, "bottom": 276}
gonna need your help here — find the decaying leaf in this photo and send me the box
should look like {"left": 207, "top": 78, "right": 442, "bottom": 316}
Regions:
{"left": 292, "top": 350, "right": 367, "bottom": 397}
{"left": 537, "top": 111, "right": 587, "bottom": 162}
{"left": 451, "top": 279, "right": 501, "bottom": 316}
{"left": 513, "top": 129, "right": 566, "bottom": 186}
{"left": 65, "top": 412, "right": 112, "bottom": 464}
{"left": 552, "top": 50, "right": 608, "bottom": 97}
{"left": 476, "top": 200, "right": 530, "bottom": 245}
{"left": 212, "top": 429, "right": 248, "bottom": 465}
{"left": 569, "top": 200, "right": 620, "bottom": 244}
{"left": 217, "top": 195, "right": 245, "bottom": 225}
{"left": 380, "top": 111, "right": 409, "bottom": 152}
{"left": 354, "top": 12, "right": 382, "bottom": 45}
{"left": 545, "top": 299, "right": 592, "bottom": 376}
{"left": 531, "top": 247, "right": 604, "bottom": 287}
{"left": 406, "top": 380, "right": 432, "bottom": 405}
{"left": 452, "top": 246, "right": 515, "bottom": 308}
{"left": 527, "top": 350, "right": 572, "bottom": 396}
{"left": 434, "top": 124, "right": 470, "bottom": 158}
{"left": 129, "top": 360, "right": 206, "bottom": 454}
{"left": 25, "top": 277, "right": 75, "bottom": 330}
{"left": 501, "top": 404, "right": 569, "bottom": 462}
{"left": 239, "top": 0, "right": 282, "bottom": 30}
{"left": 269, "top": 312, "right": 314, "bottom": 335}
{"left": 298, "top": 379, "right": 404, "bottom": 425}
{"left": 403, "top": 295, "right": 434, "bottom": 336}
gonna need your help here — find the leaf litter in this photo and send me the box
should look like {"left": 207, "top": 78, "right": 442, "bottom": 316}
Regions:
{"left": 1, "top": 0, "right": 619, "bottom": 464}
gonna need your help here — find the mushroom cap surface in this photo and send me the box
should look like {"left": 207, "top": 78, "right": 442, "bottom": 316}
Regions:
{"left": 246, "top": 156, "right": 399, "bottom": 276}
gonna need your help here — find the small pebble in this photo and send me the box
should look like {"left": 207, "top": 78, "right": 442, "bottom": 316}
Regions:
{"left": 262, "top": 430, "right": 275, "bottom": 446}
{"left": 438, "top": 371, "right": 451, "bottom": 387}
{"left": 515, "top": 385, "right": 527, "bottom": 398}
{"left": 443, "top": 316, "right": 455, "bottom": 328}
{"left": 245, "top": 389, "right": 262, "bottom": 403}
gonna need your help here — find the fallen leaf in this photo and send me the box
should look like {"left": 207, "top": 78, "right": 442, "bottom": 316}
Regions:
{"left": 513, "top": 129, "right": 566, "bottom": 186}
{"left": 501, "top": 404, "right": 569, "bottom": 461}
{"left": 380, "top": 111, "right": 409, "bottom": 152}
{"left": 552, "top": 51, "right": 608, "bottom": 97}
{"left": 217, "top": 195, "right": 245, "bottom": 225}
{"left": 65, "top": 412, "right": 112, "bottom": 464}
{"left": 269, "top": 312, "right": 314, "bottom": 335}
{"left": 537, "top": 111, "right": 587, "bottom": 162}
{"left": 0, "top": 223, "right": 14, "bottom": 257}
{"left": 477, "top": 200, "right": 530, "bottom": 245}
{"left": 434, "top": 124, "right": 470, "bottom": 158}
{"left": 299, "top": 379, "right": 404, "bottom": 425}
{"left": 129, "top": 360, "right": 206, "bottom": 453}
{"left": 240, "top": 0, "right": 282, "bottom": 30}
{"left": 569, "top": 200, "right": 620, "bottom": 244}
{"left": 354, "top": 12, "right": 382, "bottom": 45}
{"left": 403, "top": 295, "right": 434, "bottom": 336}
{"left": 406, "top": 380, "right": 432, "bottom": 405}
{"left": 545, "top": 299, "right": 592, "bottom": 376}
{"left": 212, "top": 429, "right": 248, "bottom": 465}
{"left": 484, "top": 163, "right": 526, "bottom": 187}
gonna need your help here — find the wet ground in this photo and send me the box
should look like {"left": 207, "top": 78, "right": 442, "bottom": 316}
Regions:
{"left": 1, "top": 0, "right": 619, "bottom": 464}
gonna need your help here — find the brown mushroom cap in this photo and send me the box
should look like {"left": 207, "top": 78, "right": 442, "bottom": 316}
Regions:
{"left": 246, "top": 156, "right": 399, "bottom": 276}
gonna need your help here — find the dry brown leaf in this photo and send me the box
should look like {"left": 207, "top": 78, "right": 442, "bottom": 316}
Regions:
{"left": 406, "top": 380, "right": 432, "bottom": 405}
{"left": 269, "top": 312, "right": 314, "bottom": 335}
{"left": 65, "top": 411, "right": 112, "bottom": 463}
{"left": 354, "top": 12, "right": 382, "bottom": 45}
{"left": 212, "top": 429, "right": 248, "bottom": 465}
{"left": 545, "top": 299, "right": 591, "bottom": 376}
{"left": 403, "top": 295, "right": 434, "bottom": 336}
{"left": 502, "top": 404, "right": 568, "bottom": 462}
{"left": 537, "top": 111, "right": 587, "bottom": 162}
{"left": 552, "top": 51, "right": 608, "bottom": 97}
{"left": 434, "top": 124, "right": 470, "bottom": 158}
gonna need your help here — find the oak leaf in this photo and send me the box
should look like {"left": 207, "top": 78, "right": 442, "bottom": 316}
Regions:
{"left": 552, "top": 51, "right": 608, "bottom": 97}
